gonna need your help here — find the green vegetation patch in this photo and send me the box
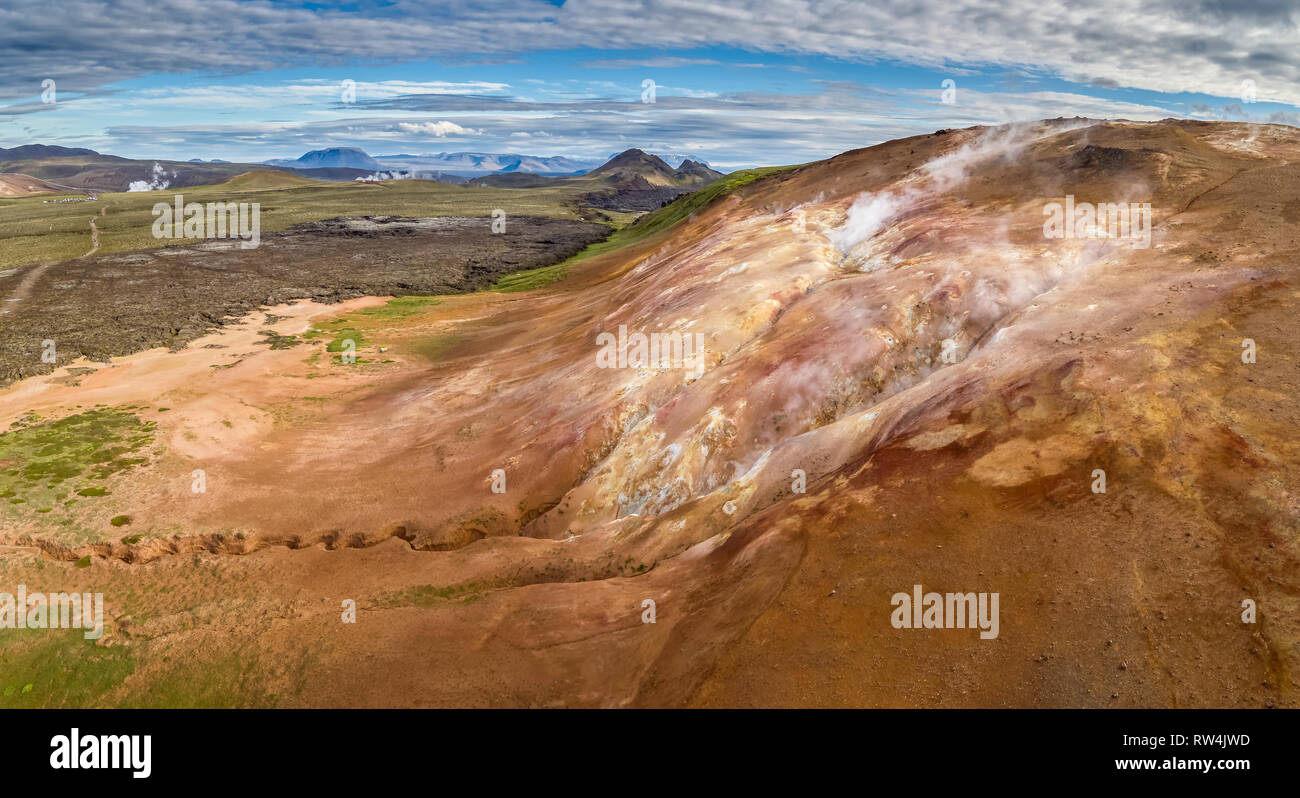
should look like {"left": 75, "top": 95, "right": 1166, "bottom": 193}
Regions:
{"left": 0, "top": 628, "right": 286, "bottom": 708}
{"left": 121, "top": 650, "right": 284, "bottom": 708}
{"left": 0, "top": 630, "right": 136, "bottom": 708}
{"left": 0, "top": 408, "right": 152, "bottom": 512}
{"left": 296, "top": 296, "right": 446, "bottom": 364}
{"left": 304, "top": 322, "right": 365, "bottom": 354}
{"left": 259, "top": 331, "right": 304, "bottom": 350}
{"left": 0, "top": 177, "right": 590, "bottom": 272}
{"left": 323, "top": 329, "right": 364, "bottom": 352}
{"left": 353, "top": 295, "right": 443, "bottom": 319}
{"left": 490, "top": 261, "right": 573, "bottom": 293}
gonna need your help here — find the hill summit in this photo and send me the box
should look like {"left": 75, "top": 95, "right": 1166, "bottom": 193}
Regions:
{"left": 0, "top": 144, "right": 101, "bottom": 160}
{"left": 586, "top": 148, "right": 721, "bottom": 185}
{"left": 266, "top": 147, "right": 382, "bottom": 171}
{"left": 571, "top": 149, "right": 725, "bottom": 211}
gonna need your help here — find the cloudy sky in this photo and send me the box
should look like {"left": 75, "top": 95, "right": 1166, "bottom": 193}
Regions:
{"left": 0, "top": 0, "right": 1297, "bottom": 169}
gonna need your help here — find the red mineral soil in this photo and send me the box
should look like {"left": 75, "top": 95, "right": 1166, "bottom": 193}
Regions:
{"left": 2, "top": 118, "right": 1297, "bottom": 707}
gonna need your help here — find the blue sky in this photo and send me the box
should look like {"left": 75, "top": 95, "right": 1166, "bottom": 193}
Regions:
{"left": 1, "top": 0, "right": 1297, "bottom": 169}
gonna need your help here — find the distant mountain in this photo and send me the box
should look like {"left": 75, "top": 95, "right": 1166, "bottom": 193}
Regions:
{"left": 260, "top": 148, "right": 714, "bottom": 182}
{"left": 265, "top": 147, "right": 383, "bottom": 171}
{"left": 0, "top": 144, "right": 101, "bottom": 160}
{"left": 374, "top": 151, "right": 600, "bottom": 177}
{"left": 0, "top": 142, "right": 720, "bottom": 200}
{"left": 609, "top": 151, "right": 712, "bottom": 169}
{"left": 467, "top": 149, "right": 725, "bottom": 213}
{"left": 675, "top": 159, "right": 723, "bottom": 181}
{"left": 0, "top": 143, "right": 381, "bottom": 192}
{"left": 588, "top": 149, "right": 723, "bottom": 186}
{"left": 587, "top": 149, "right": 686, "bottom": 185}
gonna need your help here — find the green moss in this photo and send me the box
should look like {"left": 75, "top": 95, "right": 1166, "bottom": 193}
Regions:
{"left": 121, "top": 649, "right": 287, "bottom": 708}
{"left": 0, "top": 408, "right": 149, "bottom": 491}
{"left": 0, "top": 630, "right": 135, "bottom": 708}
{"left": 0, "top": 625, "right": 289, "bottom": 708}
{"left": 322, "top": 328, "right": 364, "bottom": 353}
{"left": 110, "top": 515, "right": 131, "bottom": 527}
{"left": 353, "top": 295, "right": 443, "bottom": 319}
{"left": 0, "top": 407, "right": 154, "bottom": 523}
{"left": 488, "top": 260, "right": 572, "bottom": 293}
{"left": 259, "top": 331, "right": 303, "bottom": 350}
{"left": 74, "top": 556, "right": 90, "bottom": 568}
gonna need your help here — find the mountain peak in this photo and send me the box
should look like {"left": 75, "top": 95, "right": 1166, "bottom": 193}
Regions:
{"left": 264, "top": 147, "right": 382, "bottom": 171}
{"left": 588, "top": 149, "right": 677, "bottom": 179}
{"left": 675, "top": 159, "right": 724, "bottom": 181}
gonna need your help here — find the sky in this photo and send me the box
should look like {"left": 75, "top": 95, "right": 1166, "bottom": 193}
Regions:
{"left": 0, "top": 0, "right": 1297, "bottom": 170}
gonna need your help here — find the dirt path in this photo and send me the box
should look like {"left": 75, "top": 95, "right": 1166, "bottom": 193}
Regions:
{"left": 3, "top": 219, "right": 102, "bottom": 315}
{"left": 1, "top": 219, "right": 100, "bottom": 315}
{"left": 1, "top": 260, "right": 55, "bottom": 315}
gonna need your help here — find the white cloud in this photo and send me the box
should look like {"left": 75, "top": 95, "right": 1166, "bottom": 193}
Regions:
{"left": 395, "top": 121, "right": 483, "bottom": 137}
{"left": 9, "top": 0, "right": 1295, "bottom": 165}
{"left": 2, "top": 0, "right": 1298, "bottom": 106}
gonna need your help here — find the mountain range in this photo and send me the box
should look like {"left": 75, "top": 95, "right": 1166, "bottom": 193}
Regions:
{"left": 373, "top": 151, "right": 600, "bottom": 177}
{"left": 263, "top": 147, "right": 712, "bottom": 177}
{"left": 608, "top": 151, "right": 710, "bottom": 169}
{"left": 468, "top": 148, "right": 725, "bottom": 212}
{"left": 0, "top": 144, "right": 724, "bottom": 201}
{"left": 0, "top": 145, "right": 382, "bottom": 193}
